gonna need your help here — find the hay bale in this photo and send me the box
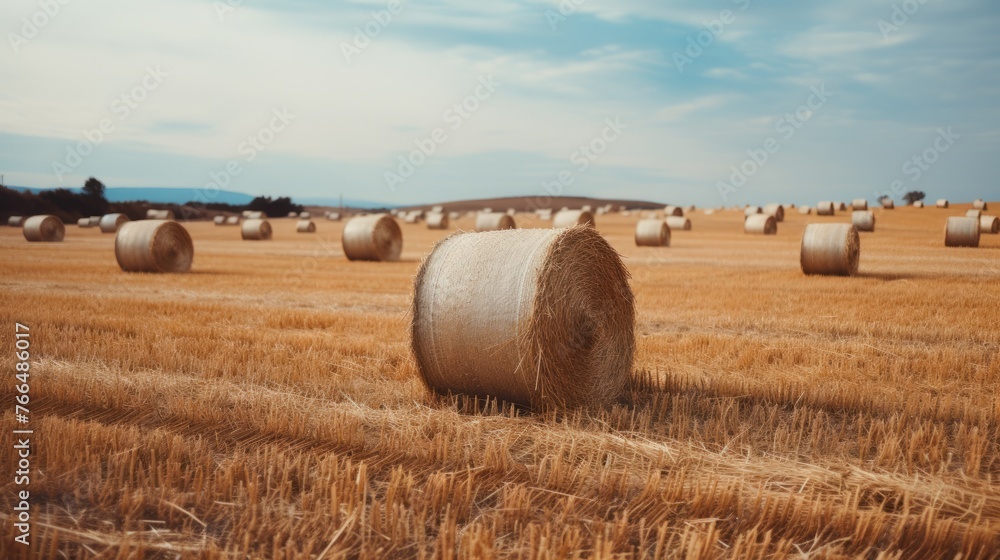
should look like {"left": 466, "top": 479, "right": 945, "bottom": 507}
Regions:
{"left": 506, "top": 208, "right": 517, "bottom": 216}
{"left": 431, "top": 205, "right": 444, "bottom": 214}
{"left": 404, "top": 214, "right": 419, "bottom": 224}
{"left": 799, "top": 206, "right": 813, "bottom": 215}
{"left": 553, "top": 210, "right": 595, "bottom": 229}
{"left": 327, "top": 212, "right": 341, "bottom": 221}
{"left": 665, "top": 216, "right": 692, "bottom": 231}
{"left": 816, "top": 201, "right": 835, "bottom": 216}
{"left": 8, "top": 216, "right": 24, "bottom": 227}
{"left": 225, "top": 216, "right": 240, "bottom": 226}
{"left": 146, "top": 209, "right": 159, "bottom": 219}
{"left": 99, "top": 213, "right": 130, "bottom": 234}
{"left": 426, "top": 212, "right": 449, "bottom": 230}
{"left": 852, "top": 211, "right": 876, "bottom": 232}
{"left": 744, "top": 206, "right": 762, "bottom": 216}
{"left": 22, "top": 215, "right": 65, "bottom": 242}
{"left": 88, "top": 216, "right": 101, "bottom": 226}
{"left": 836, "top": 202, "right": 848, "bottom": 211}
{"left": 744, "top": 214, "right": 777, "bottom": 235}
{"left": 635, "top": 219, "right": 670, "bottom": 247}
{"left": 476, "top": 212, "right": 516, "bottom": 232}
{"left": 704, "top": 209, "right": 716, "bottom": 215}
{"left": 664, "top": 205, "right": 684, "bottom": 217}
{"left": 881, "top": 199, "right": 895, "bottom": 209}
{"left": 913, "top": 201, "right": 925, "bottom": 208}
{"left": 973, "top": 199, "right": 988, "bottom": 210}
{"left": 980, "top": 216, "right": 999, "bottom": 234}
{"left": 287, "top": 212, "right": 298, "bottom": 218}
{"left": 966, "top": 209, "right": 982, "bottom": 219}
{"left": 77, "top": 218, "right": 93, "bottom": 227}
{"left": 114, "top": 220, "right": 193, "bottom": 273}
{"left": 241, "top": 210, "right": 253, "bottom": 218}
{"left": 296, "top": 220, "right": 316, "bottom": 233}
{"left": 449, "top": 211, "right": 461, "bottom": 220}
{"left": 241, "top": 219, "right": 273, "bottom": 240}
{"left": 246, "top": 211, "right": 266, "bottom": 220}
{"left": 852, "top": 199, "right": 868, "bottom": 211}
{"left": 342, "top": 214, "right": 402, "bottom": 262}
{"left": 299, "top": 211, "right": 311, "bottom": 219}
{"left": 214, "top": 215, "right": 226, "bottom": 225}
{"left": 800, "top": 224, "right": 860, "bottom": 276}
{"left": 412, "top": 227, "right": 634, "bottom": 410}
{"left": 763, "top": 204, "right": 785, "bottom": 222}
{"left": 944, "top": 217, "right": 980, "bottom": 247}
{"left": 936, "top": 199, "right": 950, "bottom": 209}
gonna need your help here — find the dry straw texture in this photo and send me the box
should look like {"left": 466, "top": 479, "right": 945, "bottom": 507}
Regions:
{"left": 763, "top": 204, "right": 785, "bottom": 222}
{"left": 980, "top": 215, "right": 1000, "bottom": 234}
{"left": 744, "top": 214, "right": 777, "bottom": 235}
{"left": 634, "top": 219, "right": 670, "bottom": 247}
{"left": 936, "top": 199, "right": 950, "bottom": 209}
{"left": 665, "top": 216, "right": 692, "bottom": 231}
{"left": 342, "top": 214, "right": 402, "bottom": 262}
{"left": 852, "top": 210, "right": 876, "bottom": 232}
{"left": 552, "top": 210, "right": 595, "bottom": 229}
{"left": 99, "top": 213, "right": 129, "bottom": 234}
{"left": 966, "top": 209, "right": 982, "bottom": 219}
{"left": 241, "top": 219, "right": 273, "bottom": 241}
{"left": 817, "top": 201, "right": 836, "bottom": 216}
{"left": 426, "top": 212, "right": 449, "bottom": 230}
{"left": 744, "top": 206, "right": 762, "bottom": 216}
{"left": 945, "top": 217, "right": 980, "bottom": 247}
{"left": 296, "top": 220, "right": 316, "bottom": 233}
{"left": 475, "top": 212, "right": 516, "bottom": 232}
{"left": 852, "top": 199, "right": 868, "bottom": 211}
{"left": 114, "top": 220, "right": 194, "bottom": 273}
{"left": 973, "top": 199, "right": 987, "bottom": 210}
{"left": 23, "top": 215, "right": 65, "bottom": 242}
{"left": 801, "top": 223, "right": 860, "bottom": 276}
{"left": 8, "top": 216, "right": 24, "bottom": 227}
{"left": 664, "top": 205, "right": 684, "bottom": 217}
{"left": 412, "top": 226, "right": 634, "bottom": 410}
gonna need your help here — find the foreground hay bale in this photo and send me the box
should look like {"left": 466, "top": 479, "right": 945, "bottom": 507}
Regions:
{"left": 744, "top": 214, "right": 777, "bottom": 235}
{"left": 412, "top": 227, "right": 634, "bottom": 410}
{"left": 852, "top": 211, "right": 876, "bottom": 232}
{"left": 801, "top": 223, "right": 860, "bottom": 276}
{"left": 115, "top": 220, "right": 193, "bottom": 273}
{"left": 296, "top": 220, "right": 316, "bottom": 233}
{"left": 973, "top": 199, "right": 988, "bottom": 210}
{"left": 98, "top": 213, "right": 129, "bottom": 234}
{"left": 852, "top": 199, "right": 868, "bottom": 211}
{"left": 936, "top": 199, "right": 950, "bottom": 209}
{"left": 816, "top": 201, "right": 835, "bottom": 216}
{"left": 426, "top": 212, "right": 449, "bottom": 230}
{"left": 342, "top": 214, "right": 402, "bottom": 261}
{"left": 553, "top": 210, "right": 595, "bottom": 229}
{"left": 241, "top": 219, "right": 273, "bottom": 240}
{"left": 945, "top": 217, "right": 980, "bottom": 247}
{"left": 8, "top": 216, "right": 24, "bottom": 227}
{"left": 635, "top": 219, "right": 670, "bottom": 247}
{"left": 23, "top": 215, "right": 64, "bottom": 242}
{"left": 476, "top": 212, "right": 516, "bottom": 232}
{"left": 666, "top": 216, "right": 692, "bottom": 231}
{"left": 981, "top": 216, "right": 1000, "bottom": 234}
{"left": 763, "top": 204, "right": 785, "bottom": 222}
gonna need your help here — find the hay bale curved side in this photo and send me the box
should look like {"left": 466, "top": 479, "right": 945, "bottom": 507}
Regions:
{"left": 664, "top": 205, "right": 684, "bottom": 217}
{"left": 816, "top": 201, "right": 835, "bottom": 216}
{"left": 852, "top": 211, "right": 876, "bottom": 232}
{"left": 966, "top": 209, "right": 982, "bottom": 219}
{"left": 426, "top": 212, "right": 449, "bottom": 230}
{"left": 342, "top": 214, "right": 403, "bottom": 262}
{"left": 241, "top": 219, "right": 273, "bottom": 240}
{"left": 99, "top": 213, "right": 130, "bottom": 234}
{"left": 744, "top": 214, "right": 777, "bottom": 235}
{"left": 744, "top": 206, "right": 763, "bottom": 217}
{"left": 8, "top": 216, "right": 24, "bottom": 227}
{"left": 635, "top": 219, "right": 670, "bottom": 247}
{"left": 412, "top": 226, "right": 635, "bottom": 410}
{"left": 665, "top": 216, "right": 692, "bottom": 231}
{"left": 552, "top": 210, "right": 595, "bottom": 229}
{"left": 936, "top": 199, "right": 950, "bottom": 209}
{"left": 913, "top": 201, "right": 925, "bottom": 208}
{"left": 763, "top": 204, "right": 785, "bottom": 222}
{"left": 296, "top": 220, "right": 316, "bottom": 233}
{"left": 115, "top": 220, "right": 194, "bottom": 273}
{"left": 23, "top": 215, "right": 65, "bottom": 242}
{"left": 799, "top": 206, "right": 813, "bottom": 215}
{"left": 980, "top": 216, "right": 1000, "bottom": 234}
{"left": 852, "top": 199, "right": 868, "bottom": 211}
{"left": 945, "top": 217, "right": 980, "bottom": 247}
{"left": 973, "top": 199, "right": 987, "bottom": 210}
{"left": 476, "top": 212, "right": 516, "bottom": 232}
{"left": 801, "top": 223, "right": 860, "bottom": 276}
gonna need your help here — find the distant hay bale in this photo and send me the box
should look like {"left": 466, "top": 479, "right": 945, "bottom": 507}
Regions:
{"left": 665, "top": 216, "right": 692, "bottom": 231}
{"left": 635, "top": 219, "right": 670, "bottom": 247}
{"left": 852, "top": 199, "right": 868, "bottom": 211}
{"left": 146, "top": 209, "right": 159, "bottom": 219}
{"left": 836, "top": 202, "right": 848, "bottom": 211}
{"left": 973, "top": 199, "right": 987, "bottom": 210}
{"left": 881, "top": 199, "right": 895, "bottom": 209}
{"left": 241, "top": 210, "right": 253, "bottom": 218}
{"left": 744, "top": 206, "right": 762, "bottom": 216}
{"left": 77, "top": 218, "right": 93, "bottom": 227}
{"left": 664, "top": 205, "right": 684, "bottom": 217}
{"left": 241, "top": 219, "right": 273, "bottom": 240}
{"left": 816, "top": 201, "right": 835, "bottom": 216}
{"left": 404, "top": 214, "right": 419, "bottom": 224}
{"left": 763, "top": 204, "right": 785, "bottom": 222}
{"left": 296, "top": 220, "right": 316, "bottom": 233}
{"left": 913, "top": 201, "right": 925, "bottom": 208}
{"left": 114, "top": 220, "right": 193, "bottom": 273}
{"left": 287, "top": 212, "right": 298, "bottom": 218}
{"left": 147, "top": 209, "right": 174, "bottom": 220}
{"left": 411, "top": 226, "right": 634, "bottom": 410}
{"left": 246, "top": 211, "right": 265, "bottom": 220}
{"left": 703, "top": 209, "right": 716, "bottom": 215}
{"left": 225, "top": 216, "right": 240, "bottom": 226}
{"left": 426, "top": 212, "right": 449, "bottom": 230}
{"left": 214, "top": 215, "right": 226, "bottom": 225}
{"left": 22, "top": 215, "right": 65, "bottom": 242}
{"left": 744, "top": 214, "right": 777, "bottom": 235}
{"left": 506, "top": 208, "right": 517, "bottom": 216}
{"left": 483, "top": 207, "right": 494, "bottom": 213}
{"left": 342, "top": 214, "right": 402, "bottom": 262}
{"left": 852, "top": 211, "right": 876, "bottom": 232}
{"left": 944, "top": 217, "right": 980, "bottom": 247}
{"left": 327, "top": 213, "right": 341, "bottom": 221}
{"left": 553, "top": 210, "right": 595, "bottom": 229}
{"left": 966, "top": 209, "right": 982, "bottom": 219}
{"left": 936, "top": 199, "right": 950, "bottom": 209}
{"left": 980, "top": 216, "right": 1000, "bottom": 234}
{"left": 299, "top": 211, "right": 311, "bottom": 219}
{"left": 449, "top": 211, "right": 461, "bottom": 220}
{"left": 98, "top": 213, "right": 130, "bottom": 234}
{"left": 88, "top": 216, "right": 101, "bottom": 226}
{"left": 432, "top": 205, "right": 444, "bottom": 214}
{"left": 476, "top": 212, "right": 516, "bottom": 232}
{"left": 8, "top": 216, "right": 24, "bottom": 227}
{"left": 800, "top": 224, "right": 860, "bottom": 276}
{"left": 799, "top": 206, "right": 813, "bottom": 215}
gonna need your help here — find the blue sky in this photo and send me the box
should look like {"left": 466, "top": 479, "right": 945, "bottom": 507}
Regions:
{"left": 1, "top": 0, "right": 998, "bottom": 207}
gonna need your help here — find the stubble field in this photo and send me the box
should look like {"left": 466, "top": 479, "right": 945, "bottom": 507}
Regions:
{"left": 1, "top": 204, "right": 998, "bottom": 559}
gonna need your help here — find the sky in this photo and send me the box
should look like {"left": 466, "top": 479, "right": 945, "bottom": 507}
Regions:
{"left": 1, "top": 0, "right": 998, "bottom": 207}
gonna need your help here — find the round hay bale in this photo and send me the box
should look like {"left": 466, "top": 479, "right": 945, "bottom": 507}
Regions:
{"left": 836, "top": 202, "right": 848, "bottom": 211}
{"left": 945, "top": 217, "right": 980, "bottom": 247}
{"left": 966, "top": 209, "right": 982, "bottom": 219}
{"left": 799, "top": 206, "right": 813, "bottom": 215}
{"left": 744, "top": 206, "right": 762, "bottom": 216}
{"left": 635, "top": 219, "right": 670, "bottom": 247}
{"left": 973, "top": 199, "right": 987, "bottom": 210}
{"left": 913, "top": 201, "right": 925, "bottom": 208}
{"left": 664, "top": 205, "right": 684, "bottom": 217}
{"left": 241, "top": 210, "right": 253, "bottom": 218}
{"left": 426, "top": 212, "right": 449, "bottom": 230}
{"left": 552, "top": 210, "right": 595, "bottom": 229}
{"left": 23, "top": 215, "right": 65, "bottom": 242}
{"left": 816, "top": 201, "right": 836, "bottom": 216}
{"left": 88, "top": 216, "right": 102, "bottom": 227}
{"left": 342, "top": 214, "right": 402, "bottom": 262}
{"left": 77, "top": 217, "right": 93, "bottom": 227}
{"left": 852, "top": 211, "right": 876, "bottom": 232}
{"left": 744, "top": 214, "right": 777, "bottom": 235}
{"left": 146, "top": 209, "right": 159, "bottom": 219}
{"left": 241, "top": 219, "right": 273, "bottom": 240}
{"left": 115, "top": 220, "right": 193, "bottom": 273}
{"left": 214, "top": 215, "right": 226, "bottom": 225}
{"left": 431, "top": 205, "right": 444, "bottom": 214}
{"left": 225, "top": 216, "right": 240, "bottom": 226}
{"left": 8, "top": 216, "right": 24, "bottom": 227}
{"left": 412, "top": 226, "right": 635, "bottom": 410}
{"left": 852, "top": 199, "right": 868, "bottom": 211}
{"left": 703, "top": 209, "right": 716, "bottom": 215}
{"left": 99, "top": 213, "right": 130, "bottom": 234}
{"left": 881, "top": 199, "right": 895, "bottom": 209}
{"left": 404, "top": 213, "right": 419, "bottom": 224}
{"left": 800, "top": 224, "right": 860, "bottom": 276}
{"left": 449, "top": 211, "right": 461, "bottom": 220}
{"left": 476, "top": 212, "right": 516, "bottom": 232}
{"left": 299, "top": 211, "right": 311, "bottom": 219}
{"left": 763, "top": 204, "right": 785, "bottom": 222}
{"left": 246, "top": 211, "right": 265, "bottom": 220}
{"left": 980, "top": 216, "right": 999, "bottom": 234}
{"left": 296, "top": 220, "right": 316, "bottom": 233}
{"left": 287, "top": 212, "right": 298, "bottom": 218}
{"left": 327, "top": 212, "right": 341, "bottom": 221}
{"left": 665, "top": 216, "right": 692, "bottom": 231}
{"left": 936, "top": 199, "right": 950, "bottom": 209}
{"left": 506, "top": 208, "right": 517, "bottom": 216}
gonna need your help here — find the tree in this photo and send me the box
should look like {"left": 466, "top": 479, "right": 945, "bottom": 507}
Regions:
{"left": 83, "top": 177, "right": 106, "bottom": 200}
{"left": 903, "top": 191, "right": 926, "bottom": 205}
